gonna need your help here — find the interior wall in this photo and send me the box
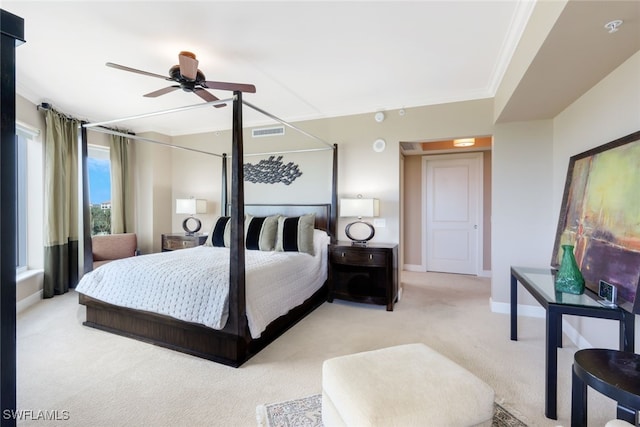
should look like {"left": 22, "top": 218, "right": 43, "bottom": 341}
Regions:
{"left": 169, "top": 132, "right": 224, "bottom": 236}
{"left": 491, "top": 120, "right": 555, "bottom": 307}
{"left": 551, "top": 49, "right": 640, "bottom": 349}
{"left": 494, "top": 0, "right": 567, "bottom": 121}
{"left": 491, "top": 50, "right": 640, "bottom": 348}
{"left": 402, "top": 156, "right": 422, "bottom": 266}
{"left": 167, "top": 98, "right": 496, "bottom": 250}
{"left": 135, "top": 132, "right": 172, "bottom": 254}
{"left": 482, "top": 151, "right": 492, "bottom": 270}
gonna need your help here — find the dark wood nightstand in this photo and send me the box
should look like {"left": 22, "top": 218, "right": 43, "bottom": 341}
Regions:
{"left": 328, "top": 241, "right": 398, "bottom": 311}
{"left": 161, "top": 233, "right": 207, "bottom": 251}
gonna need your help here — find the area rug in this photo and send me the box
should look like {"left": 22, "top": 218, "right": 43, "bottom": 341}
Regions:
{"left": 256, "top": 394, "right": 527, "bottom": 427}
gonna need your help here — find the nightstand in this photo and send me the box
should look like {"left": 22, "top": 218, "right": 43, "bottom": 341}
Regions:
{"left": 161, "top": 233, "right": 207, "bottom": 251}
{"left": 328, "top": 242, "right": 398, "bottom": 311}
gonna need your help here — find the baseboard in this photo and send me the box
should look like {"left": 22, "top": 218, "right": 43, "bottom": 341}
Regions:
{"left": 403, "top": 264, "right": 492, "bottom": 278}
{"left": 559, "top": 319, "right": 593, "bottom": 349}
{"left": 490, "top": 299, "right": 545, "bottom": 318}
{"left": 17, "top": 289, "right": 43, "bottom": 314}
{"left": 490, "top": 299, "right": 592, "bottom": 349}
{"left": 17, "top": 268, "right": 44, "bottom": 314}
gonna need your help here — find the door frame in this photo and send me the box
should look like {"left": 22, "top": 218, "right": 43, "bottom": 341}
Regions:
{"left": 421, "top": 152, "right": 484, "bottom": 274}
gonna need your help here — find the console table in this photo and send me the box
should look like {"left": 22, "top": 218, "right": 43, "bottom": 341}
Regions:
{"left": 510, "top": 266, "right": 635, "bottom": 420}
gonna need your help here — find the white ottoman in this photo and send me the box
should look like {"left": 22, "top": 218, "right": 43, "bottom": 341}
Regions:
{"left": 322, "top": 343, "right": 495, "bottom": 427}
{"left": 605, "top": 421, "right": 635, "bottom": 427}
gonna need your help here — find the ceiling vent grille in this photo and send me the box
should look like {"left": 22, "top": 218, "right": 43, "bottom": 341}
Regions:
{"left": 252, "top": 126, "right": 285, "bottom": 138}
{"left": 400, "top": 141, "right": 420, "bottom": 152}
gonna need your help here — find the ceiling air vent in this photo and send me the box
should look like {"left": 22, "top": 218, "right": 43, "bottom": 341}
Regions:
{"left": 400, "top": 141, "right": 420, "bottom": 152}
{"left": 252, "top": 126, "right": 285, "bottom": 138}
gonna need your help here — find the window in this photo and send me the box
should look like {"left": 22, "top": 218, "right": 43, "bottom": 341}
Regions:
{"left": 87, "top": 145, "right": 112, "bottom": 236}
{"left": 15, "top": 122, "right": 45, "bottom": 276}
{"left": 16, "top": 129, "right": 28, "bottom": 272}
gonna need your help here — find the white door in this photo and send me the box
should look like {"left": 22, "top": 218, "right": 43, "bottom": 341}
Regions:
{"left": 424, "top": 154, "right": 481, "bottom": 275}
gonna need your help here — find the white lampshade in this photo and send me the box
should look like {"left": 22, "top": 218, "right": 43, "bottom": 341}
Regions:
{"left": 176, "top": 198, "right": 207, "bottom": 215}
{"left": 340, "top": 198, "right": 380, "bottom": 218}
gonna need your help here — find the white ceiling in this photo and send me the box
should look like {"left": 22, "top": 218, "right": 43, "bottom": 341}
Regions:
{"left": 5, "top": 1, "right": 535, "bottom": 136}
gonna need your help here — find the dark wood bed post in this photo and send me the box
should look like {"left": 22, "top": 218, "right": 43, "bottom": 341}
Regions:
{"left": 221, "top": 153, "right": 228, "bottom": 216}
{"left": 228, "top": 91, "right": 248, "bottom": 351}
{"left": 331, "top": 143, "right": 338, "bottom": 242}
{"left": 80, "top": 126, "right": 93, "bottom": 273}
{"left": 1, "top": 10, "right": 24, "bottom": 424}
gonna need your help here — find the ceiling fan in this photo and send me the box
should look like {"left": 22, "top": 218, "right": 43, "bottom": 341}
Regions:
{"left": 106, "top": 51, "right": 256, "bottom": 107}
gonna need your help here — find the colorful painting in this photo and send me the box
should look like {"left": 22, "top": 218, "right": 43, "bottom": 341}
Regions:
{"left": 552, "top": 130, "right": 640, "bottom": 312}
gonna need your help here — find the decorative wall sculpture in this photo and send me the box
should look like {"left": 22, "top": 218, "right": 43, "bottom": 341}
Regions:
{"left": 244, "top": 156, "right": 302, "bottom": 185}
{"left": 552, "top": 130, "right": 640, "bottom": 312}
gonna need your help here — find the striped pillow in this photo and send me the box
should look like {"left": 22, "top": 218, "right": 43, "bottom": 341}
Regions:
{"left": 275, "top": 213, "right": 316, "bottom": 255}
{"left": 204, "top": 216, "right": 231, "bottom": 247}
{"left": 245, "top": 214, "right": 280, "bottom": 251}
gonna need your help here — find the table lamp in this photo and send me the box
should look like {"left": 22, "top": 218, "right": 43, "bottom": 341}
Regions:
{"left": 176, "top": 198, "right": 207, "bottom": 235}
{"left": 340, "top": 196, "right": 379, "bottom": 246}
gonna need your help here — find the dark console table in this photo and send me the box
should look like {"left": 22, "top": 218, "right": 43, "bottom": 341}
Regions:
{"left": 572, "top": 349, "right": 640, "bottom": 426}
{"left": 510, "top": 266, "right": 635, "bottom": 420}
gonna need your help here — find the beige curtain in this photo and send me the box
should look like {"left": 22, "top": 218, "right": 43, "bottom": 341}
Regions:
{"left": 109, "top": 134, "right": 135, "bottom": 234}
{"left": 43, "top": 109, "right": 82, "bottom": 298}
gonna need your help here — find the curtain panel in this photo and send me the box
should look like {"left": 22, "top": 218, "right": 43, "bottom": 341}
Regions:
{"left": 43, "top": 110, "right": 83, "bottom": 297}
{"left": 109, "top": 134, "right": 135, "bottom": 234}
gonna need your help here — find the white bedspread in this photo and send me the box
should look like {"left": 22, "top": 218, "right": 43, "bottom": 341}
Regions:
{"left": 76, "top": 231, "right": 329, "bottom": 338}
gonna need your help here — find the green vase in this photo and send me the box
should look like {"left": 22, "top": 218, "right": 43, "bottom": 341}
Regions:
{"left": 555, "top": 244, "right": 585, "bottom": 294}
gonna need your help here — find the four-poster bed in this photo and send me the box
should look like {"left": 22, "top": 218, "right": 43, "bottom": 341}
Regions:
{"left": 77, "top": 92, "right": 338, "bottom": 367}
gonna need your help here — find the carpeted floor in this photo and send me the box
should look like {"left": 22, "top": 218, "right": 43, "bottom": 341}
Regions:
{"left": 256, "top": 395, "right": 528, "bottom": 427}
{"left": 17, "top": 271, "right": 619, "bottom": 426}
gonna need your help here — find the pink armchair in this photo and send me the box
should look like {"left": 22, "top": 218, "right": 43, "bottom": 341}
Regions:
{"left": 91, "top": 233, "right": 138, "bottom": 269}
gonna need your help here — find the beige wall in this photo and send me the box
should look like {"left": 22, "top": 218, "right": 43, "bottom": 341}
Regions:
{"left": 163, "top": 98, "right": 495, "bottom": 251}
{"left": 491, "top": 50, "right": 640, "bottom": 348}
{"left": 402, "top": 156, "right": 422, "bottom": 265}
{"left": 551, "top": 50, "right": 640, "bottom": 349}
{"left": 492, "top": 119, "right": 555, "bottom": 305}
{"left": 135, "top": 132, "right": 173, "bottom": 254}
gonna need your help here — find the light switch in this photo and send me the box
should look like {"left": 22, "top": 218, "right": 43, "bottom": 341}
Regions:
{"left": 373, "top": 218, "right": 386, "bottom": 228}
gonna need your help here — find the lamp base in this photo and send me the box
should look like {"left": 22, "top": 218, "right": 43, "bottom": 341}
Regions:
{"left": 345, "top": 220, "right": 375, "bottom": 246}
{"left": 182, "top": 217, "right": 202, "bottom": 235}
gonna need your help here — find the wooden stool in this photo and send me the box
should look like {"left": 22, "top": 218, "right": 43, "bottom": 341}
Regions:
{"left": 572, "top": 348, "right": 640, "bottom": 426}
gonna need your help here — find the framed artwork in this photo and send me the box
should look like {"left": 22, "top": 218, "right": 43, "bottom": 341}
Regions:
{"left": 552, "top": 130, "right": 640, "bottom": 312}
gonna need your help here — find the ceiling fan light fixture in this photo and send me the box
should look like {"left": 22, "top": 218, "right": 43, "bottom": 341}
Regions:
{"left": 453, "top": 138, "right": 475, "bottom": 147}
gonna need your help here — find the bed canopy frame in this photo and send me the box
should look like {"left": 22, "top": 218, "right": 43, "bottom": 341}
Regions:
{"left": 78, "top": 91, "right": 338, "bottom": 367}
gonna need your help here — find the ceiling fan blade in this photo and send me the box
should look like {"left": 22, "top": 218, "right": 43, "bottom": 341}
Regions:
{"left": 143, "top": 86, "right": 180, "bottom": 98}
{"left": 106, "top": 62, "right": 170, "bottom": 80}
{"left": 203, "top": 80, "right": 256, "bottom": 93}
{"left": 194, "top": 88, "right": 226, "bottom": 108}
{"left": 179, "top": 51, "right": 199, "bottom": 81}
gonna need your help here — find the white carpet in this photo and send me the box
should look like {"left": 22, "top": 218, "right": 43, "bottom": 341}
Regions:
{"left": 16, "top": 271, "right": 619, "bottom": 426}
